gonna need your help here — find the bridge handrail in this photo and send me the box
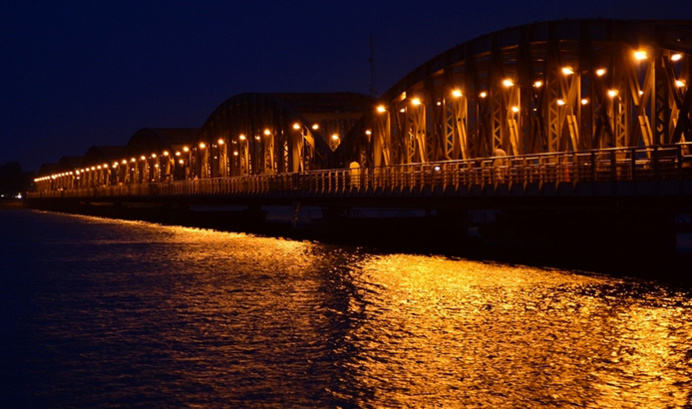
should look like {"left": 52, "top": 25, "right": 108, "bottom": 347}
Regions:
{"left": 28, "top": 143, "right": 692, "bottom": 200}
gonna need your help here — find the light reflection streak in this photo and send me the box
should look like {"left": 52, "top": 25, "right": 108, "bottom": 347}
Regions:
{"left": 16, "top": 212, "right": 692, "bottom": 408}
{"left": 335, "top": 254, "right": 692, "bottom": 408}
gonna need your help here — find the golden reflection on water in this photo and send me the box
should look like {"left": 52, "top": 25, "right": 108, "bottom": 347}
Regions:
{"left": 60, "top": 216, "right": 692, "bottom": 407}
{"left": 341, "top": 254, "right": 692, "bottom": 408}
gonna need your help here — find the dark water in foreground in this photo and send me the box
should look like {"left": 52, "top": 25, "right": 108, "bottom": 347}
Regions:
{"left": 1, "top": 210, "right": 691, "bottom": 408}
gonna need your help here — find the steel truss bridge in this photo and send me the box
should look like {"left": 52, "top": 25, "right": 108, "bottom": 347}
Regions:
{"left": 29, "top": 19, "right": 692, "bottom": 258}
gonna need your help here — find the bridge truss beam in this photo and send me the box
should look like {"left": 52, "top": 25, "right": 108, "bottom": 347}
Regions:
{"left": 357, "top": 20, "right": 692, "bottom": 168}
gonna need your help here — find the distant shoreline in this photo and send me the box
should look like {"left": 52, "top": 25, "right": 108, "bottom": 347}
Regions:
{"left": 0, "top": 199, "right": 27, "bottom": 209}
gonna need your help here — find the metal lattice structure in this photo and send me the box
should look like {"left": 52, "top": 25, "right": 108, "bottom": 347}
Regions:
{"left": 197, "top": 93, "right": 372, "bottom": 177}
{"left": 346, "top": 19, "right": 692, "bottom": 168}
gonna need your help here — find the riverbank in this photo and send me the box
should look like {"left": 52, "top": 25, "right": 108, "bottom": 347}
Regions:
{"left": 0, "top": 199, "right": 26, "bottom": 209}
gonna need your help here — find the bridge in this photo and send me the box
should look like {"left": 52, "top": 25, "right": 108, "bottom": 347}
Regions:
{"left": 28, "top": 19, "right": 692, "bottom": 262}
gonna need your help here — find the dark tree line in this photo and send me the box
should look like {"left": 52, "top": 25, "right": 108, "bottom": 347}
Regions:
{"left": 0, "top": 162, "right": 34, "bottom": 197}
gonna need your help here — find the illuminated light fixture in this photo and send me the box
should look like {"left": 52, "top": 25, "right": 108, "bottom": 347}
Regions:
{"left": 433, "top": 165, "right": 441, "bottom": 171}
{"left": 399, "top": 108, "right": 406, "bottom": 113}
{"left": 365, "top": 130, "right": 372, "bottom": 135}
{"left": 131, "top": 158, "right": 136, "bottom": 162}
{"left": 293, "top": 123, "right": 301, "bottom": 130}
{"left": 556, "top": 99, "right": 566, "bottom": 106}
{"left": 671, "top": 53, "right": 682, "bottom": 62}
{"left": 311, "top": 124, "right": 319, "bottom": 130}
{"left": 239, "top": 134, "right": 246, "bottom": 141}
{"left": 411, "top": 97, "right": 422, "bottom": 106}
{"left": 634, "top": 50, "right": 648, "bottom": 61}
{"left": 178, "top": 159, "right": 184, "bottom": 165}
{"left": 331, "top": 133, "right": 339, "bottom": 141}
{"left": 183, "top": 146, "right": 190, "bottom": 152}
{"left": 400, "top": 91, "right": 407, "bottom": 101}
{"left": 533, "top": 80, "right": 543, "bottom": 88}
{"left": 562, "top": 66, "right": 574, "bottom": 75}
{"left": 113, "top": 162, "right": 118, "bottom": 167}
{"left": 199, "top": 142, "right": 206, "bottom": 149}
{"left": 608, "top": 89, "right": 619, "bottom": 98}
{"left": 479, "top": 91, "right": 488, "bottom": 98}
{"left": 175, "top": 151, "right": 181, "bottom": 157}
{"left": 502, "top": 79, "right": 514, "bottom": 87}
{"left": 511, "top": 106, "right": 520, "bottom": 113}
{"left": 436, "top": 101, "right": 442, "bottom": 106}
{"left": 151, "top": 153, "right": 157, "bottom": 158}
{"left": 452, "top": 89, "right": 463, "bottom": 98}
{"left": 163, "top": 151, "right": 169, "bottom": 156}
{"left": 376, "top": 105, "right": 387, "bottom": 113}
{"left": 217, "top": 139, "right": 224, "bottom": 145}
{"left": 91, "top": 166, "right": 96, "bottom": 171}
{"left": 638, "top": 90, "right": 644, "bottom": 95}
{"left": 140, "top": 155, "right": 146, "bottom": 160}
{"left": 676, "top": 80, "right": 686, "bottom": 88}
{"left": 263, "top": 129, "right": 271, "bottom": 136}
{"left": 596, "top": 68, "right": 607, "bottom": 77}
{"left": 103, "top": 163, "right": 108, "bottom": 168}
{"left": 581, "top": 98, "right": 589, "bottom": 105}
{"left": 255, "top": 135, "right": 261, "bottom": 141}
{"left": 233, "top": 151, "right": 239, "bottom": 156}
{"left": 122, "top": 159, "right": 127, "bottom": 164}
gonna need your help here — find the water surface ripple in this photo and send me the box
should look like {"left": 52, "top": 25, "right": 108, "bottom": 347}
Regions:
{"left": 1, "top": 210, "right": 691, "bottom": 408}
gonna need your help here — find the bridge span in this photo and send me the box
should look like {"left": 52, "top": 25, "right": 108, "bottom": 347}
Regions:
{"left": 28, "top": 19, "right": 692, "bottom": 267}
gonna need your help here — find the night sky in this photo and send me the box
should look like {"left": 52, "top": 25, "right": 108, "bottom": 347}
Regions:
{"left": 1, "top": 0, "right": 688, "bottom": 173}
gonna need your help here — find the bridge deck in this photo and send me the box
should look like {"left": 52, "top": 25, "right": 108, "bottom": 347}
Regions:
{"left": 29, "top": 144, "right": 692, "bottom": 203}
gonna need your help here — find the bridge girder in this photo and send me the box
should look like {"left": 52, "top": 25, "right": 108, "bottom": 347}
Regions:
{"left": 197, "top": 93, "right": 371, "bottom": 177}
{"left": 352, "top": 19, "right": 692, "bottom": 168}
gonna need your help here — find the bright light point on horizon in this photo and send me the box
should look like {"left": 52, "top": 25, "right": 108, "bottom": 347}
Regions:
{"left": 199, "top": 142, "right": 206, "bottom": 149}
{"left": 311, "top": 124, "right": 319, "bottom": 130}
{"left": 218, "top": 139, "right": 224, "bottom": 145}
{"left": 239, "top": 134, "right": 246, "bottom": 141}
{"left": 183, "top": 146, "right": 189, "bottom": 152}
{"left": 263, "top": 129, "right": 271, "bottom": 136}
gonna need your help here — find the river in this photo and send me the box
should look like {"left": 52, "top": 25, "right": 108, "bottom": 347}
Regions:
{"left": 1, "top": 209, "right": 691, "bottom": 408}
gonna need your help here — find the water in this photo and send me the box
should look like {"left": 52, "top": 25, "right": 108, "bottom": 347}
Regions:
{"left": 1, "top": 209, "right": 691, "bottom": 408}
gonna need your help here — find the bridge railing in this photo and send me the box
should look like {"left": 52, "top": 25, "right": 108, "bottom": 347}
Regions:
{"left": 29, "top": 143, "right": 692, "bottom": 199}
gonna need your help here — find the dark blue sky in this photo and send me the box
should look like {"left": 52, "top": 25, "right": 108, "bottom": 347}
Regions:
{"left": 1, "top": 0, "right": 688, "bottom": 172}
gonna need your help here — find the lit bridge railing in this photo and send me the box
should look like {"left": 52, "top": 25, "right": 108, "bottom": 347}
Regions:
{"left": 30, "top": 144, "right": 692, "bottom": 200}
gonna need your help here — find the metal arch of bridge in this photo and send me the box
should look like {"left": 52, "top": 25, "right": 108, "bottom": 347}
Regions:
{"left": 196, "top": 93, "right": 371, "bottom": 179}
{"left": 349, "top": 19, "right": 692, "bottom": 168}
